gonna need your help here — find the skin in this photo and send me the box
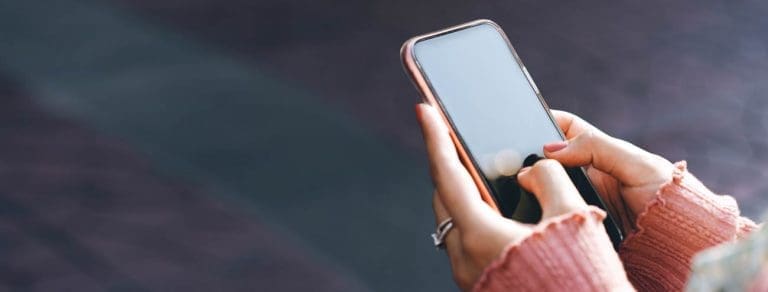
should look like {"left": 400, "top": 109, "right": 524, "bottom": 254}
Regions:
{"left": 415, "top": 103, "right": 674, "bottom": 290}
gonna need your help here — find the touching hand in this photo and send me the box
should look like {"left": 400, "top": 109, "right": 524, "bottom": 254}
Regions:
{"left": 544, "top": 110, "right": 675, "bottom": 233}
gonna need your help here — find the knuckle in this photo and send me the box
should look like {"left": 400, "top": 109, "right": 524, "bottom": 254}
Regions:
{"left": 585, "top": 128, "right": 598, "bottom": 139}
{"left": 582, "top": 128, "right": 600, "bottom": 146}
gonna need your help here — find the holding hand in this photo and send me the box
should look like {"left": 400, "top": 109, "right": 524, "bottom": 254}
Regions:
{"left": 416, "top": 104, "right": 590, "bottom": 290}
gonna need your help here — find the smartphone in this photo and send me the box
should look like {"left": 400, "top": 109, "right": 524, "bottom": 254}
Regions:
{"left": 401, "top": 19, "right": 623, "bottom": 248}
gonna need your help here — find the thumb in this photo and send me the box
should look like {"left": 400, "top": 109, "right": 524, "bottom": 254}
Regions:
{"left": 543, "top": 130, "right": 671, "bottom": 187}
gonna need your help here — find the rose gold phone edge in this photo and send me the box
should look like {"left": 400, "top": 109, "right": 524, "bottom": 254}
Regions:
{"left": 400, "top": 19, "right": 566, "bottom": 215}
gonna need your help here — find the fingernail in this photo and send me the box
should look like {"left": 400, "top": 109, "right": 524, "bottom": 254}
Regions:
{"left": 543, "top": 141, "right": 568, "bottom": 153}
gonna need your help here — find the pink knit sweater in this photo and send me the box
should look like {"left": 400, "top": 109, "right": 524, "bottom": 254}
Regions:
{"left": 473, "top": 162, "right": 760, "bottom": 291}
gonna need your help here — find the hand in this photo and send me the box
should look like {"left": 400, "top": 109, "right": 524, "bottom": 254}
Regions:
{"left": 416, "top": 104, "right": 589, "bottom": 290}
{"left": 544, "top": 110, "right": 674, "bottom": 233}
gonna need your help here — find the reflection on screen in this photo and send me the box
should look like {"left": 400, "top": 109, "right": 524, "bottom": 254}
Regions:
{"left": 414, "top": 23, "right": 562, "bottom": 221}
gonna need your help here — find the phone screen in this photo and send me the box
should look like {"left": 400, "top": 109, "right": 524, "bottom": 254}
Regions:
{"left": 412, "top": 22, "right": 622, "bottom": 245}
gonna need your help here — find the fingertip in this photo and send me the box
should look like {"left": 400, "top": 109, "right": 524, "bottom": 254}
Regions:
{"left": 542, "top": 150, "right": 558, "bottom": 160}
{"left": 414, "top": 103, "right": 422, "bottom": 116}
{"left": 417, "top": 102, "right": 436, "bottom": 115}
{"left": 415, "top": 103, "right": 441, "bottom": 138}
{"left": 415, "top": 102, "right": 428, "bottom": 111}
{"left": 551, "top": 109, "right": 575, "bottom": 128}
{"left": 532, "top": 159, "right": 567, "bottom": 175}
{"left": 517, "top": 159, "right": 579, "bottom": 203}
{"left": 515, "top": 166, "right": 534, "bottom": 192}
{"left": 416, "top": 103, "right": 445, "bottom": 130}
{"left": 415, "top": 103, "right": 431, "bottom": 123}
{"left": 543, "top": 135, "right": 592, "bottom": 168}
{"left": 550, "top": 109, "right": 569, "bottom": 119}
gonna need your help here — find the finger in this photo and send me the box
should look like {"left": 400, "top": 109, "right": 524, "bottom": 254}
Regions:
{"left": 542, "top": 128, "right": 671, "bottom": 187}
{"left": 416, "top": 104, "right": 494, "bottom": 227}
{"left": 432, "top": 192, "right": 464, "bottom": 274}
{"left": 550, "top": 109, "right": 596, "bottom": 139}
{"left": 517, "top": 159, "right": 587, "bottom": 219}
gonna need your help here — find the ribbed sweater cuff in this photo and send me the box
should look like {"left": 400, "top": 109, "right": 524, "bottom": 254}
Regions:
{"left": 473, "top": 206, "right": 633, "bottom": 292}
{"left": 619, "top": 161, "right": 754, "bottom": 291}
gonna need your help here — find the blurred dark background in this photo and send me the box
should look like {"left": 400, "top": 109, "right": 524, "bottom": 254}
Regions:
{"left": 0, "top": 0, "right": 767, "bottom": 291}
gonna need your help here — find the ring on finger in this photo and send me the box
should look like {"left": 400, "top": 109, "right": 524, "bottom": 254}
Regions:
{"left": 431, "top": 217, "right": 454, "bottom": 250}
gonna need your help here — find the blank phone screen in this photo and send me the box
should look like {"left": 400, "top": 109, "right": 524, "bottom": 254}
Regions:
{"left": 414, "top": 23, "right": 563, "bottom": 222}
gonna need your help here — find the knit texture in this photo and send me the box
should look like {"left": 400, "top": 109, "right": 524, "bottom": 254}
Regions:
{"left": 618, "top": 161, "right": 758, "bottom": 291}
{"left": 474, "top": 161, "right": 758, "bottom": 291}
{"left": 473, "top": 206, "right": 633, "bottom": 292}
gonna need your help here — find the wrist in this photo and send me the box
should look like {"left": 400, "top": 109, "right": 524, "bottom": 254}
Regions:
{"left": 619, "top": 161, "right": 745, "bottom": 290}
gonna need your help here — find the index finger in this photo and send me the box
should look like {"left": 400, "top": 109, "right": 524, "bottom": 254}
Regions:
{"left": 416, "top": 104, "right": 494, "bottom": 227}
{"left": 517, "top": 159, "right": 587, "bottom": 220}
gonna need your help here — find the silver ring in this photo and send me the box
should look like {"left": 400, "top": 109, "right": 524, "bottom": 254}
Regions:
{"left": 431, "top": 217, "right": 454, "bottom": 249}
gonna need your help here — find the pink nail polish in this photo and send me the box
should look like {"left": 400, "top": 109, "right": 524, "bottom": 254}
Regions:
{"left": 543, "top": 141, "right": 568, "bottom": 153}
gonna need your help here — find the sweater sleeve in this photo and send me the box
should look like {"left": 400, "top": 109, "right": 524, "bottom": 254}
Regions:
{"left": 618, "top": 161, "right": 758, "bottom": 291}
{"left": 473, "top": 206, "right": 634, "bottom": 292}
